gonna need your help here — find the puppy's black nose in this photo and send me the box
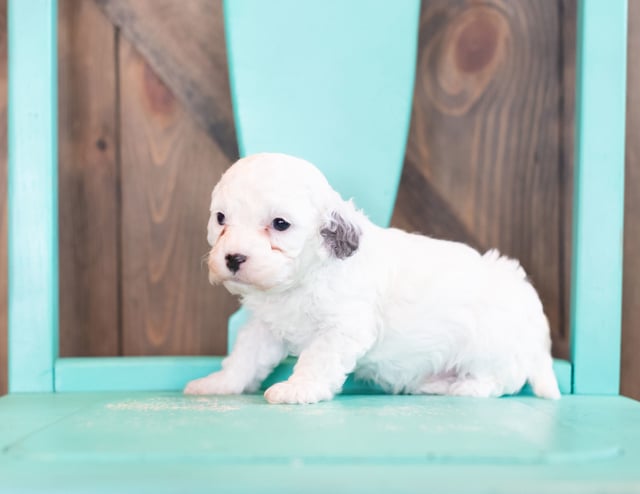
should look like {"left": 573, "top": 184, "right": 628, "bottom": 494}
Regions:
{"left": 225, "top": 253, "right": 247, "bottom": 274}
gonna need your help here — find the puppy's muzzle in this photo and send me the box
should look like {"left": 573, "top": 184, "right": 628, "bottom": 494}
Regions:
{"left": 225, "top": 253, "right": 247, "bottom": 274}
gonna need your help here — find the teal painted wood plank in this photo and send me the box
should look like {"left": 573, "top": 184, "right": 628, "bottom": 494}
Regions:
{"left": 571, "top": 0, "right": 628, "bottom": 394}
{"left": 0, "top": 395, "right": 622, "bottom": 463}
{"left": 1, "top": 394, "right": 640, "bottom": 493}
{"left": 55, "top": 357, "right": 223, "bottom": 392}
{"left": 224, "top": 0, "right": 419, "bottom": 227}
{"left": 1, "top": 461, "right": 640, "bottom": 494}
{"left": 54, "top": 357, "right": 381, "bottom": 393}
{"left": 54, "top": 356, "right": 573, "bottom": 396}
{"left": 0, "top": 393, "right": 94, "bottom": 450}
{"left": 7, "top": 0, "right": 59, "bottom": 392}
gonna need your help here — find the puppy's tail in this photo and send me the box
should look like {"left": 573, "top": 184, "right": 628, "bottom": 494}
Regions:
{"left": 528, "top": 357, "right": 561, "bottom": 399}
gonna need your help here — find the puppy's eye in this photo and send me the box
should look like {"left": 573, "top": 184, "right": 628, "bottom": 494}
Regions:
{"left": 216, "top": 212, "right": 225, "bottom": 226}
{"left": 272, "top": 218, "right": 291, "bottom": 231}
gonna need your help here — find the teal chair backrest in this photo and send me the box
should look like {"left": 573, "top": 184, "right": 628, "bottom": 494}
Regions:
{"left": 223, "top": 0, "right": 420, "bottom": 227}
{"left": 7, "top": 0, "right": 628, "bottom": 396}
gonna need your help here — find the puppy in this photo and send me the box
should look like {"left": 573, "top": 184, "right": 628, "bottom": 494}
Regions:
{"left": 184, "top": 153, "right": 561, "bottom": 404}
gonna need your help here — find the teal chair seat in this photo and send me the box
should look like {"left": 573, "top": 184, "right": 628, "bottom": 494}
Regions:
{"left": 2, "top": 1, "right": 639, "bottom": 492}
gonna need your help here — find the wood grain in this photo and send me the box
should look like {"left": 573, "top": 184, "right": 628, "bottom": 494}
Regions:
{"left": 119, "top": 36, "right": 236, "bottom": 356}
{"left": 622, "top": 1, "right": 640, "bottom": 401}
{"left": 95, "top": 0, "right": 238, "bottom": 162}
{"left": 560, "top": 0, "right": 576, "bottom": 364}
{"left": 0, "top": 0, "right": 7, "bottom": 395}
{"left": 392, "top": 156, "right": 483, "bottom": 249}
{"left": 391, "top": 0, "right": 571, "bottom": 359}
{"left": 58, "top": 0, "right": 120, "bottom": 357}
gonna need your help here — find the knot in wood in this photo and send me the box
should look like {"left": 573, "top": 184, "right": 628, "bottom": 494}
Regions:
{"left": 420, "top": 5, "right": 509, "bottom": 116}
{"left": 455, "top": 14, "right": 499, "bottom": 74}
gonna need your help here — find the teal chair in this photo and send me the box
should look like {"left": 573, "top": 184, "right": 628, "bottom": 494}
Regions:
{"left": 1, "top": 1, "right": 639, "bottom": 492}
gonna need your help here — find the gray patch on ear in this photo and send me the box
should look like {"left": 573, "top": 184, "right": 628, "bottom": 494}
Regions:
{"left": 320, "top": 212, "right": 361, "bottom": 259}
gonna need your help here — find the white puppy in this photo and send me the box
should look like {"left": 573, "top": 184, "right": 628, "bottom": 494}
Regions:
{"left": 184, "top": 153, "right": 561, "bottom": 404}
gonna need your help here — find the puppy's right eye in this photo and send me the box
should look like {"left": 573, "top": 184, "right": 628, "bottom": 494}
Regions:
{"left": 272, "top": 217, "right": 291, "bottom": 231}
{"left": 216, "top": 212, "right": 225, "bottom": 226}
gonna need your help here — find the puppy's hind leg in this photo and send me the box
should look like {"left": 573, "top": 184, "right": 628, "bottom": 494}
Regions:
{"left": 415, "top": 373, "right": 458, "bottom": 395}
{"left": 447, "top": 374, "right": 505, "bottom": 398}
{"left": 528, "top": 355, "right": 561, "bottom": 400}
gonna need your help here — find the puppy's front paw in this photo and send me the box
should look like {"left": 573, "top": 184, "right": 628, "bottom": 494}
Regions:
{"left": 264, "top": 380, "right": 334, "bottom": 404}
{"left": 184, "top": 372, "right": 244, "bottom": 396}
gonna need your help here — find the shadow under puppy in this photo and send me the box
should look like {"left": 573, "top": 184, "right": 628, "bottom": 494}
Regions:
{"left": 185, "top": 153, "right": 561, "bottom": 404}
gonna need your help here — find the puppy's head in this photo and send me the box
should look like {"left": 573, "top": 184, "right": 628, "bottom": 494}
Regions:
{"left": 206, "top": 153, "right": 362, "bottom": 295}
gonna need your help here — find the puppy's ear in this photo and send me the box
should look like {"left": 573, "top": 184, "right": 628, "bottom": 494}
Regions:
{"left": 320, "top": 204, "right": 362, "bottom": 259}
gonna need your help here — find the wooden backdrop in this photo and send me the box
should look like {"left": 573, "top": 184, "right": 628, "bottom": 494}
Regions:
{"left": 0, "top": 0, "right": 638, "bottom": 399}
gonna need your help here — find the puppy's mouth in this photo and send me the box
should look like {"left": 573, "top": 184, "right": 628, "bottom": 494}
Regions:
{"left": 208, "top": 267, "right": 267, "bottom": 290}
{"left": 222, "top": 277, "right": 277, "bottom": 295}
{"left": 209, "top": 270, "right": 249, "bottom": 286}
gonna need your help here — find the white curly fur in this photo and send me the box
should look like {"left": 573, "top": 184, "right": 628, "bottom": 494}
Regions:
{"left": 184, "top": 153, "right": 561, "bottom": 404}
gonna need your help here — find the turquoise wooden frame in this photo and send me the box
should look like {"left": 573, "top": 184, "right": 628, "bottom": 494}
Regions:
{"left": 7, "top": 0, "right": 626, "bottom": 396}
{"left": 8, "top": 0, "right": 59, "bottom": 392}
{"left": 570, "top": 0, "right": 628, "bottom": 395}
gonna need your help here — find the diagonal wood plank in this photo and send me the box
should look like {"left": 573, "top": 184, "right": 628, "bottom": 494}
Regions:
{"left": 0, "top": 0, "right": 7, "bottom": 395}
{"left": 119, "top": 36, "right": 236, "bottom": 356}
{"left": 401, "top": 0, "right": 571, "bottom": 358}
{"left": 391, "top": 157, "right": 483, "bottom": 250}
{"left": 58, "top": 0, "right": 120, "bottom": 358}
{"left": 94, "top": 0, "right": 238, "bottom": 162}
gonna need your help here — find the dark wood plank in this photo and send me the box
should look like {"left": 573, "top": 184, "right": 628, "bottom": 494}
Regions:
{"left": 392, "top": 157, "right": 483, "bottom": 249}
{"left": 559, "top": 0, "right": 576, "bottom": 364}
{"left": 622, "top": 0, "right": 640, "bottom": 401}
{"left": 392, "top": 0, "right": 570, "bottom": 359}
{"left": 58, "top": 0, "right": 120, "bottom": 357}
{"left": 94, "top": 0, "right": 238, "bottom": 162}
{"left": 119, "top": 37, "right": 236, "bottom": 356}
{"left": 0, "top": 0, "right": 7, "bottom": 395}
